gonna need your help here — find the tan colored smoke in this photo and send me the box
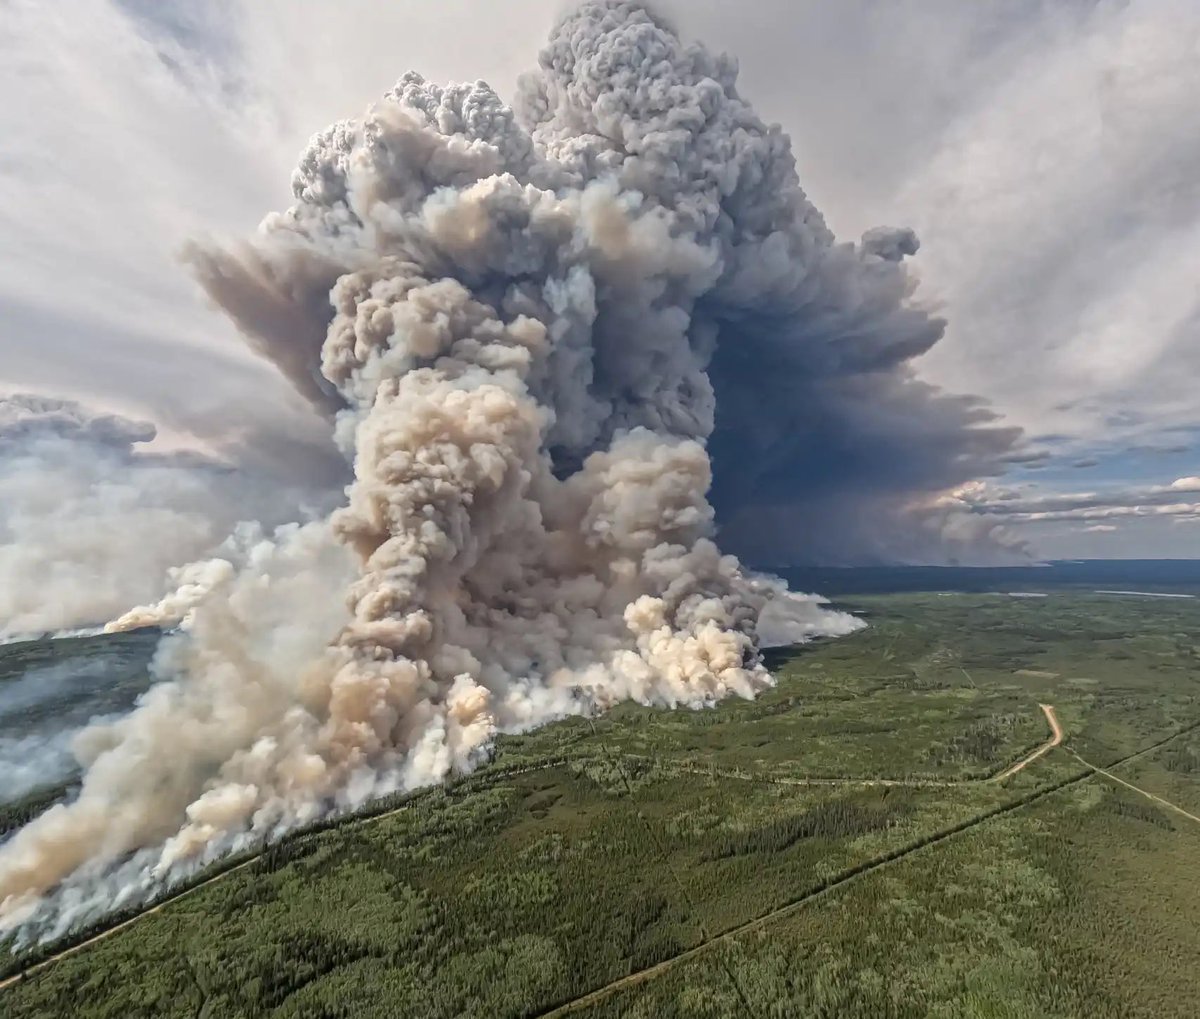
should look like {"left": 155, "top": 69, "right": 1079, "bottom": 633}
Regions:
{"left": 0, "top": 2, "right": 870, "bottom": 938}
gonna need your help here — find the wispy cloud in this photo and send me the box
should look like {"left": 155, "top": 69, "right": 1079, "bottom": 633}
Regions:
{"left": 952, "top": 476, "right": 1200, "bottom": 526}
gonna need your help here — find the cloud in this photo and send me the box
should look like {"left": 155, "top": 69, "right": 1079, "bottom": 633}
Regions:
{"left": 5, "top": 0, "right": 1196, "bottom": 562}
{"left": 883, "top": 1, "right": 1200, "bottom": 454}
{"left": 0, "top": 394, "right": 329, "bottom": 638}
{"left": 1124, "top": 440, "right": 1195, "bottom": 457}
{"left": 0, "top": 394, "right": 155, "bottom": 448}
{"left": 952, "top": 475, "right": 1200, "bottom": 526}
{"left": 0, "top": 0, "right": 352, "bottom": 484}
{"left": 660, "top": 0, "right": 1200, "bottom": 461}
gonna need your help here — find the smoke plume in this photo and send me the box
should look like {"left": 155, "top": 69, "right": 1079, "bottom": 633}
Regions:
{"left": 0, "top": 394, "right": 328, "bottom": 640}
{"left": 1, "top": 1, "right": 1007, "bottom": 937}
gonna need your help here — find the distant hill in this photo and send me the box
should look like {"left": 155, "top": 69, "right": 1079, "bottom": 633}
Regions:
{"left": 770, "top": 559, "right": 1200, "bottom": 597}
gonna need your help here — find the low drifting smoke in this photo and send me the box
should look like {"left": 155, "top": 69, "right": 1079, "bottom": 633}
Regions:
{"left": 1, "top": 1, "right": 1009, "bottom": 938}
{"left": 0, "top": 657, "right": 127, "bottom": 726}
{"left": 0, "top": 660, "right": 119, "bottom": 802}
{"left": 0, "top": 394, "right": 328, "bottom": 641}
{"left": 0, "top": 730, "right": 85, "bottom": 804}
{"left": 0, "top": 646, "right": 159, "bottom": 805}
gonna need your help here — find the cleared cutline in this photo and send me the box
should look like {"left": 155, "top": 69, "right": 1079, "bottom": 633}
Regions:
{"left": 533, "top": 766, "right": 1095, "bottom": 1017}
{"left": 1068, "top": 748, "right": 1200, "bottom": 827}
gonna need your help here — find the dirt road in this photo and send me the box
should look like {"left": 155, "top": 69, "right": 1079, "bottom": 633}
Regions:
{"left": 534, "top": 764, "right": 1092, "bottom": 1018}
{"left": 0, "top": 856, "right": 259, "bottom": 992}
{"left": 993, "top": 703, "right": 1062, "bottom": 782}
{"left": 14, "top": 701, "right": 1187, "bottom": 1005}
{"left": 1067, "top": 749, "right": 1200, "bottom": 826}
{"left": 2, "top": 708, "right": 1070, "bottom": 992}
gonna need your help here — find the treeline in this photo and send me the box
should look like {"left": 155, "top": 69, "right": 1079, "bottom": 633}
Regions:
{"left": 0, "top": 755, "right": 580, "bottom": 983}
{"left": 1159, "top": 740, "right": 1200, "bottom": 774}
{"left": 703, "top": 796, "right": 911, "bottom": 861}
{"left": 0, "top": 783, "right": 71, "bottom": 839}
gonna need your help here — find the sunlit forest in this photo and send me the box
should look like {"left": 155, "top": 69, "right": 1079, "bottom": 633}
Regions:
{"left": 3, "top": 592, "right": 1199, "bottom": 1017}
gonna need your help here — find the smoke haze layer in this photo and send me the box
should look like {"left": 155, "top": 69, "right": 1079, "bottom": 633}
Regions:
{"left": 1, "top": 1, "right": 1006, "bottom": 939}
{"left": 0, "top": 394, "right": 331, "bottom": 639}
{"left": 0, "top": 630, "right": 159, "bottom": 818}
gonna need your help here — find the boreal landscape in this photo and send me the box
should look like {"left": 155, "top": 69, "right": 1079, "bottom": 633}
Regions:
{"left": 3, "top": 1, "right": 1199, "bottom": 1017}
{"left": 3, "top": 565, "right": 1198, "bottom": 1018}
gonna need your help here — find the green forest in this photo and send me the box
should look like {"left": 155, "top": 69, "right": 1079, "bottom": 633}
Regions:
{"left": 3, "top": 592, "right": 1199, "bottom": 1017}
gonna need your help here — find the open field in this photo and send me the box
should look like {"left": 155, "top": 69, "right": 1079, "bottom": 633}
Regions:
{"left": 2, "top": 590, "right": 1199, "bottom": 1017}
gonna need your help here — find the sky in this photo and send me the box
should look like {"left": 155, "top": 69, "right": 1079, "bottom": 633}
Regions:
{"left": 1, "top": 0, "right": 1197, "bottom": 561}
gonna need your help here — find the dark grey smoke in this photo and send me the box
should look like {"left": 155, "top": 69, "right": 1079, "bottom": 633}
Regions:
{"left": 190, "top": 0, "right": 1020, "bottom": 566}
{"left": 0, "top": 394, "right": 155, "bottom": 451}
{"left": 0, "top": 1, "right": 1016, "bottom": 936}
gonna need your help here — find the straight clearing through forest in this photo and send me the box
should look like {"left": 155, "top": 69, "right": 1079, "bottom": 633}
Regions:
{"left": 4, "top": 591, "right": 1200, "bottom": 1018}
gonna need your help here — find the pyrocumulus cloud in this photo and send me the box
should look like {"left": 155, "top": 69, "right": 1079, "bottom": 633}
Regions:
{"left": 0, "top": 1, "right": 1012, "bottom": 940}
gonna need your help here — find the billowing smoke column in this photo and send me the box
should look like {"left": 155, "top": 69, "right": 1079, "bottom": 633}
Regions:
{"left": 0, "top": 0, "right": 1006, "bottom": 937}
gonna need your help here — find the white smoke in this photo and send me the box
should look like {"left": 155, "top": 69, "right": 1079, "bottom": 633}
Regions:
{"left": 105, "top": 558, "right": 238, "bottom": 635}
{"left": 0, "top": 657, "right": 125, "bottom": 725}
{"left": 0, "top": 0, "right": 977, "bottom": 938}
{"left": 0, "top": 394, "right": 328, "bottom": 640}
{"left": 0, "top": 730, "right": 84, "bottom": 804}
